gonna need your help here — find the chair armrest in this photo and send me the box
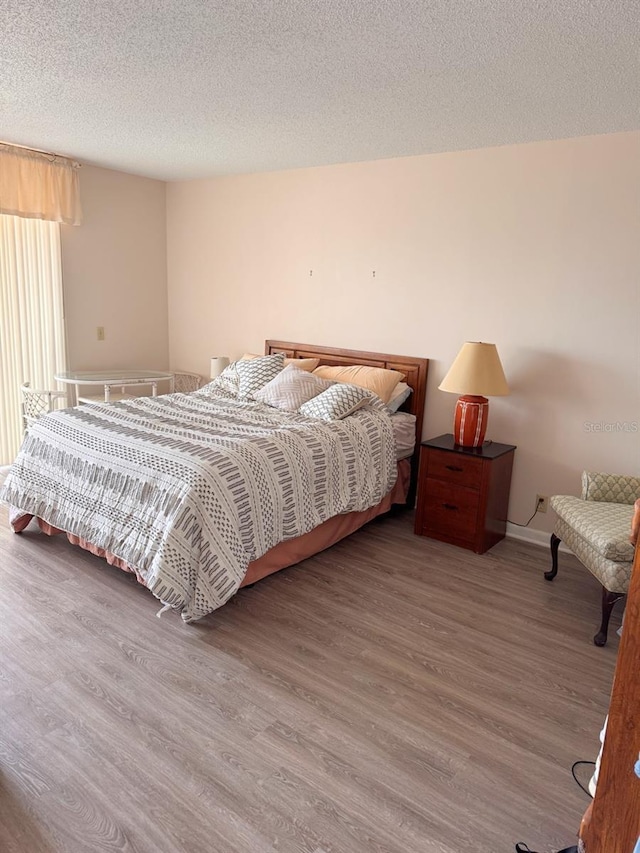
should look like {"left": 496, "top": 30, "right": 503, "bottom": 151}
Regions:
{"left": 581, "top": 471, "right": 640, "bottom": 504}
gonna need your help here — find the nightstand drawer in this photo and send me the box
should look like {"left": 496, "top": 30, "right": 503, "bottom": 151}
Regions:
{"left": 415, "top": 435, "right": 516, "bottom": 553}
{"left": 427, "top": 448, "right": 483, "bottom": 490}
{"left": 420, "top": 480, "right": 480, "bottom": 541}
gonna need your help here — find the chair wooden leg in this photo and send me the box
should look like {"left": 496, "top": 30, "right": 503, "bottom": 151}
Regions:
{"left": 593, "top": 588, "right": 625, "bottom": 647}
{"left": 545, "top": 533, "right": 561, "bottom": 581}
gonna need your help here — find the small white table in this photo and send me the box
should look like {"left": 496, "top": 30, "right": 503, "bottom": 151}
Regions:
{"left": 55, "top": 369, "right": 175, "bottom": 404}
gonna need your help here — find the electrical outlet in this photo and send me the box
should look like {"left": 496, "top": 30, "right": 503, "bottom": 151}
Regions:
{"left": 97, "top": 326, "right": 105, "bottom": 341}
{"left": 536, "top": 494, "right": 548, "bottom": 513}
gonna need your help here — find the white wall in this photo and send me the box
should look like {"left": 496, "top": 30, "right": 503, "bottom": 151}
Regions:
{"left": 166, "top": 131, "right": 640, "bottom": 537}
{"left": 61, "top": 164, "right": 168, "bottom": 371}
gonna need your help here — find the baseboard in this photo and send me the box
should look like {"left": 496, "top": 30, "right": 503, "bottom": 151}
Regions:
{"left": 506, "top": 522, "right": 570, "bottom": 553}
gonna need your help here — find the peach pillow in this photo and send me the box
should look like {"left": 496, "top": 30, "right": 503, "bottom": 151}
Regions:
{"left": 241, "top": 353, "right": 320, "bottom": 372}
{"left": 312, "top": 364, "right": 405, "bottom": 404}
{"left": 284, "top": 357, "right": 320, "bottom": 372}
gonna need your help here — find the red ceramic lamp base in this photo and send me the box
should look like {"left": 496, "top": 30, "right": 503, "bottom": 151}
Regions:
{"left": 453, "top": 395, "right": 489, "bottom": 448}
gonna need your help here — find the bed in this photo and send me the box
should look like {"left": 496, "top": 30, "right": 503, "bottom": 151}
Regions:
{"left": 1, "top": 341, "right": 428, "bottom": 621}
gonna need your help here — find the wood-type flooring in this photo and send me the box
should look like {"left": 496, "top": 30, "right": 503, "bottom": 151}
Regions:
{"left": 0, "top": 503, "right": 621, "bottom": 853}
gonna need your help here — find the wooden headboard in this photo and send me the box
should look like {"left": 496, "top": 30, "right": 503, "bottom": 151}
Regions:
{"left": 266, "top": 340, "right": 429, "bottom": 503}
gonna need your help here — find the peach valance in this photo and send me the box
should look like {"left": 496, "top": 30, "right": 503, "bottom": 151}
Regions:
{"left": 0, "top": 142, "right": 82, "bottom": 225}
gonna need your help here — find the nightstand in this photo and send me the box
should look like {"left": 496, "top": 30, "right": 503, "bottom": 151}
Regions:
{"left": 414, "top": 434, "right": 516, "bottom": 554}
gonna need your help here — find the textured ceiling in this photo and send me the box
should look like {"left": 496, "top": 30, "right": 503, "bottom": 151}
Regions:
{"left": 1, "top": 1, "right": 638, "bottom": 181}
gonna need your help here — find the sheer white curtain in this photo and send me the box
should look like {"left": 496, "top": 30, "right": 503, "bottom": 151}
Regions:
{"left": 0, "top": 214, "right": 67, "bottom": 464}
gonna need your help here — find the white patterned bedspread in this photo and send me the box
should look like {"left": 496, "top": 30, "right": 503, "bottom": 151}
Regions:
{"left": 1, "top": 387, "right": 397, "bottom": 621}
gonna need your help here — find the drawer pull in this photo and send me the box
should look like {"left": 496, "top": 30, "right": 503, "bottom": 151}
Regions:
{"left": 445, "top": 464, "right": 463, "bottom": 472}
{"left": 443, "top": 503, "right": 458, "bottom": 511}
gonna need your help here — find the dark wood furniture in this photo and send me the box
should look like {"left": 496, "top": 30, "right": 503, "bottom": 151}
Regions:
{"left": 414, "top": 434, "right": 516, "bottom": 554}
{"left": 579, "top": 542, "right": 640, "bottom": 852}
{"left": 266, "top": 340, "right": 429, "bottom": 503}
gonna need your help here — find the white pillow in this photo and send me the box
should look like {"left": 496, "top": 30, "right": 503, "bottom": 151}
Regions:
{"left": 386, "top": 381, "right": 412, "bottom": 413}
{"left": 254, "top": 364, "right": 333, "bottom": 410}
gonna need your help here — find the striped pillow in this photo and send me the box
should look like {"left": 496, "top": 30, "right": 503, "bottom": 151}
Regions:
{"left": 236, "top": 353, "right": 285, "bottom": 398}
{"left": 299, "top": 383, "right": 374, "bottom": 421}
{"left": 254, "top": 364, "right": 334, "bottom": 410}
{"left": 242, "top": 353, "right": 320, "bottom": 372}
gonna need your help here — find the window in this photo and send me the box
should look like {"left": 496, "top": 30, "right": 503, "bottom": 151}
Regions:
{"left": 0, "top": 214, "right": 67, "bottom": 464}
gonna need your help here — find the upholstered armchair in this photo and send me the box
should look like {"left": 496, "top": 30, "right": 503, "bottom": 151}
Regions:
{"left": 545, "top": 471, "right": 640, "bottom": 646}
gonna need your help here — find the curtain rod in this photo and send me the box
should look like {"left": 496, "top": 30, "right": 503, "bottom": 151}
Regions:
{"left": 0, "top": 140, "right": 81, "bottom": 168}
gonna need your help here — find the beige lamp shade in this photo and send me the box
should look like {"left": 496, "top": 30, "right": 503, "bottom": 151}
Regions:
{"left": 210, "top": 356, "right": 230, "bottom": 379}
{"left": 438, "top": 342, "right": 509, "bottom": 397}
{"left": 439, "top": 343, "right": 508, "bottom": 447}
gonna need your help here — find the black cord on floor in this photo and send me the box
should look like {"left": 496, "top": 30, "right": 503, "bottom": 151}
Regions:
{"left": 514, "top": 763, "right": 591, "bottom": 853}
{"left": 571, "top": 759, "right": 596, "bottom": 798}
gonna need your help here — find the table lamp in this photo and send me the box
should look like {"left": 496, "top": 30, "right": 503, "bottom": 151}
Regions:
{"left": 210, "top": 356, "right": 230, "bottom": 379}
{"left": 438, "top": 342, "right": 509, "bottom": 447}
